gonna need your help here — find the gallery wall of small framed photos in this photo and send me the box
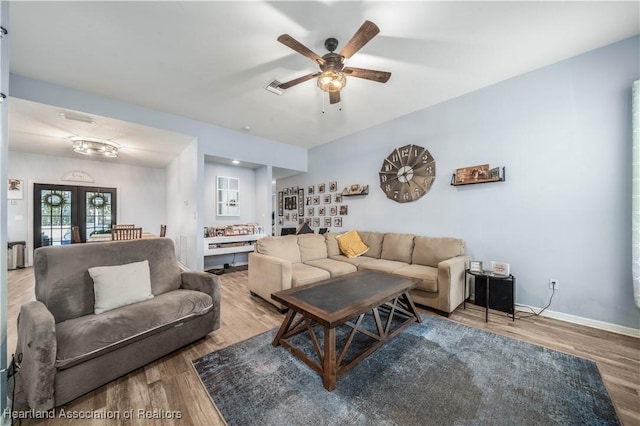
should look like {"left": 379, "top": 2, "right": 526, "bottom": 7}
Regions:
{"left": 278, "top": 181, "right": 347, "bottom": 232}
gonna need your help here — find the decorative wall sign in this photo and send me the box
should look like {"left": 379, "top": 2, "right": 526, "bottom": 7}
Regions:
{"left": 61, "top": 170, "right": 94, "bottom": 183}
{"left": 379, "top": 144, "right": 435, "bottom": 203}
{"left": 8, "top": 179, "right": 23, "bottom": 200}
{"left": 455, "top": 164, "right": 490, "bottom": 184}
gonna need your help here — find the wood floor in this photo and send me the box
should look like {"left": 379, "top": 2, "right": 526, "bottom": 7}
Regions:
{"left": 6, "top": 267, "right": 640, "bottom": 425}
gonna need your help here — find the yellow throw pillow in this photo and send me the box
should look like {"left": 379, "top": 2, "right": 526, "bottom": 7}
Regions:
{"left": 336, "top": 230, "right": 369, "bottom": 258}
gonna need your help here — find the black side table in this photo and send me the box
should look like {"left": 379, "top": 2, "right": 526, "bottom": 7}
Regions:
{"left": 465, "top": 269, "right": 516, "bottom": 322}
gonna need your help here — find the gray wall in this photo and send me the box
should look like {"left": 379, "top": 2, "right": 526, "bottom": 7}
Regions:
{"left": 279, "top": 36, "right": 640, "bottom": 330}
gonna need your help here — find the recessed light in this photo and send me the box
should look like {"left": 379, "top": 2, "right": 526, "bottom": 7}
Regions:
{"left": 242, "top": 125, "right": 251, "bottom": 131}
{"left": 232, "top": 160, "right": 240, "bottom": 165}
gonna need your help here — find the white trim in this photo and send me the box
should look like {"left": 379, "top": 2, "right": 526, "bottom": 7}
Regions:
{"left": 515, "top": 304, "right": 640, "bottom": 338}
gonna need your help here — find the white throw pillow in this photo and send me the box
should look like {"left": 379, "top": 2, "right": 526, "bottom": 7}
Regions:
{"left": 89, "top": 260, "right": 154, "bottom": 314}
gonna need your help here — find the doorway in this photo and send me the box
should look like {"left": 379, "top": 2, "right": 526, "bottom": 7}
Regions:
{"left": 33, "top": 184, "right": 117, "bottom": 248}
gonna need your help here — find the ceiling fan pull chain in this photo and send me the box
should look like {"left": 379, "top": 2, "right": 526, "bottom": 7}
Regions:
{"left": 322, "top": 93, "right": 325, "bottom": 114}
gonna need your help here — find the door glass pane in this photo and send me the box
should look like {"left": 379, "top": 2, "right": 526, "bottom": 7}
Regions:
{"left": 40, "top": 190, "right": 73, "bottom": 246}
{"left": 85, "top": 191, "right": 113, "bottom": 240}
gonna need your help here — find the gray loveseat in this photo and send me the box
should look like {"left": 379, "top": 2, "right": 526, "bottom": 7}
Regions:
{"left": 248, "top": 231, "right": 469, "bottom": 315}
{"left": 13, "top": 238, "right": 220, "bottom": 410}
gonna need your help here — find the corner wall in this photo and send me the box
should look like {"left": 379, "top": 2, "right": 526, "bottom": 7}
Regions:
{"left": 280, "top": 36, "right": 640, "bottom": 330}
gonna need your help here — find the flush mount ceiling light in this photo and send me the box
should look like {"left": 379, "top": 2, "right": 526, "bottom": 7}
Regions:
{"left": 71, "top": 137, "right": 119, "bottom": 158}
{"left": 317, "top": 70, "right": 346, "bottom": 93}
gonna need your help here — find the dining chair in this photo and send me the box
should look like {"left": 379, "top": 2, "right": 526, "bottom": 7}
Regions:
{"left": 111, "top": 227, "right": 143, "bottom": 240}
{"left": 159, "top": 224, "right": 167, "bottom": 237}
{"left": 112, "top": 224, "right": 135, "bottom": 229}
{"left": 71, "top": 226, "right": 82, "bottom": 244}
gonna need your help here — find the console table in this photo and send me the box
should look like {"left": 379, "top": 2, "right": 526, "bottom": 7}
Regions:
{"left": 203, "top": 234, "right": 265, "bottom": 256}
{"left": 465, "top": 269, "right": 515, "bottom": 322}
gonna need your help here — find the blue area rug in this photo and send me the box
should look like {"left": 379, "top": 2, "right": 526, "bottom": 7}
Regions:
{"left": 192, "top": 315, "right": 619, "bottom": 425}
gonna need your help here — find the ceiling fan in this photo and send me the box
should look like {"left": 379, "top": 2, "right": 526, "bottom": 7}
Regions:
{"left": 276, "top": 20, "right": 391, "bottom": 104}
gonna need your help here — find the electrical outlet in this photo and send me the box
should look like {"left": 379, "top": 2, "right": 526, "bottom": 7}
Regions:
{"left": 549, "top": 279, "right": 559, "bottom": 290}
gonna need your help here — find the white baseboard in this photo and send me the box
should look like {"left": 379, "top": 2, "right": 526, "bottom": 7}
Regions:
{"left": 515, "top": 304, "right": 640, "bottom": 338}
{"left": 205, "top": 261, "right": 248, "bottom": 270}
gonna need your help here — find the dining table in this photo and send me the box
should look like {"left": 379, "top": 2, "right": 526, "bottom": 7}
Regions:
{"left": 87, "top": 232, "right": 158, "bottom": 243}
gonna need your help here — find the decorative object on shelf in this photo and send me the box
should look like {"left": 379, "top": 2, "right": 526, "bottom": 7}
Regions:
{"left": 71, "top": 136, "right": 119, "bottom": 158}
{"left": 342, "top": 184, "right": 369, "bottom": 196}
{"left": 451, "top": 166, "right": 505, "bottom": 186}
{"left": 379, "top": 144, "right": 436, "bottom": 203}
{"left": 469, "top": 260, "right": 483, "bottom": 273}
{"left": 491, "top": 261, "right": 510, "bottom": 277}
{"left": 8, "top": 179, "right": 23, "bottom": 200}
{"left": 278, "top": 191, "right": 284, "bottom": 216}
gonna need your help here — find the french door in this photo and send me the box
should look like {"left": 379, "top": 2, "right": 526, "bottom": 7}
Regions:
{"left": 33, "top": 184, "right": 117, "bottom": 248}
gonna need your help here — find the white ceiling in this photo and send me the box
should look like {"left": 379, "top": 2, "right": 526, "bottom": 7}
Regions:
{"left": 7, "top": 1, "right": 640, "bottom": 167}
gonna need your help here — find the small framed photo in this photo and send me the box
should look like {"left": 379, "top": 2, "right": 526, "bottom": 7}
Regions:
{"left": 339, "top": 205, "right": 348, "bottom": 215}
{"left": 308, "top": 185, "right": 315, "bottom": 195}
{"left": 307, "top": 207, "right": 314, "bottom": 216}
{"left": 305, "top": 196, "right": 312, "bottom": 206}
{"left": 329, "top": 205, "right": 337, "bottom": 216}
{"left": 313, "top": 195, "right": 320, "bottom": 205}
{"left": 490, "top": 167, "right": 500, "bottom": 180}
{"left": 278, "top": 191, "right": 284, "bottom": 216}
{"left": 491, "top": 261, "right": 510, "bottom": 276}
{"left": 324, "top": 217, "right": 332, "bottom": 227}
{"left": 323, "top": 194, "right": 331, "bottom": 204}
{"left": 312, "top": 217, "right": 320, "bottom": 227}
{"left": 318, "top": 183, "right": 326, "bottom": 193}
{"left": 334, "top": 217, "right": 342, "bottom": 227}
{"left": 329, "top": 181, "right": 337, "bottom": 192}
{"left": 305, "top": 217, "right": 311, "bottom": 225}
{"left": 284, "top": 213, "right": 290, "bottom": 221}
{"left": 292, "top": 213, "right": 297, "bottom": 221}
{"left": 334, "top": 194, "right": 342, "bottom": 203}
{"left": 469, "top": 260, "right": 483, "bottom": 273}
{"left": 293, "top": 186, "right": 299, "bottom": 194}
{"left": 8, "top": 179, "right": 23, "bottom": 200}
{"left": 318, "top": 206, "right": 326, "bottom": 216}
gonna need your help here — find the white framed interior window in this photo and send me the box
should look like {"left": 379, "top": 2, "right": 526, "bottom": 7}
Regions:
{"left": 217, "top": 176, "right": 239, "bottom": 216}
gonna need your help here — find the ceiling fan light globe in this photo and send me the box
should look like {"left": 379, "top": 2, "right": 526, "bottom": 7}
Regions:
{"left": 317, "top": 71, "right": 346, "bottom": 93}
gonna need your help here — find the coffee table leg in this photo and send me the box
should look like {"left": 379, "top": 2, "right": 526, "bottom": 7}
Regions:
{"left": 272, "top": 309, "right": 296, "bottom": 347}
{"left": 400, "top": 291, "right": 422, "bottom": 323}
{"left": 322, "top": 326, "right": 337, "bottom": 391}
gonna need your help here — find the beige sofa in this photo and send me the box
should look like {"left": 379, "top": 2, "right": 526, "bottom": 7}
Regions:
{"left": 248, "top": 231, "right": 469, "bottom": 314}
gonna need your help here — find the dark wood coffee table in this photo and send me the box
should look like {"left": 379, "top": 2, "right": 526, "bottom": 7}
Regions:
{"left": 271, "top": 269, "right": 422, "bottom": 391}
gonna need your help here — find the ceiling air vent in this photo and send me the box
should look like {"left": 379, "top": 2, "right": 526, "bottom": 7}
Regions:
{"left": 265, "top": 79, "right": 284, "bottom": 95}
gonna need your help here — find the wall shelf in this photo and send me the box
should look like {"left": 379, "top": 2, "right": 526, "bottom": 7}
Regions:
{"left": 204, "top": 234, "right": 265, "bottom": 256}
{"left": 451, "top": 167, "right": 506, "bottom": 186}
{"left": 341, "top": 185, "right": 369, "bottom": 197}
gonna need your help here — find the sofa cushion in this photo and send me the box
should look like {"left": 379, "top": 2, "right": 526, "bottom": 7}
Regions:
{"left": 394, "top": 264, "right": 439, "bottom": 292}
{"left": 298, "top": 234, "right": 328, "bottom": 262}
{"left": 55, "top": 289, "right": 213, "bottom": 369}
{"left": 33, "top": 238, "right": 182, "bottom": 323}
{"left": 330, "top": 254, "right": 376, "bottom": 267}
{"left": 89, "top": 260, "right": 154, "bottom": 315}
{"left": 291, "top": 263, "right": 330, "bottom": 287}
{"left": 412, "top": 237, "right": 466, "bottom": 267}
{"left": 305, "top": 259, "right": 358, "bottom": 277}
{"left": 381, "top": 233, "right": 415, "bottom": 264}
{"left": 324, "top": 233, "right": 341, "bottom": 257}
{"left": 358, "top": 231, "right": 384, "bottom": 258}
{"left": 255, "top": 235, "right": 301, "bottom": 264}
{"left": 336, "top": 230, "right": 369, "bottom": 258}
{"left": 359, "top": 259, "right": 410, "bottom": 274}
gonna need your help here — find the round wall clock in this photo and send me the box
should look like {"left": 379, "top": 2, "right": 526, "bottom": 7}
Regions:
{"left": 379, "top": 144, "right": 436, "bottom": 203}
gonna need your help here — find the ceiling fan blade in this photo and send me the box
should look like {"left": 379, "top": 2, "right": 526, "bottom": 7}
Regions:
{"left": 277, "top": 34, "right": 325, "bottom": 65}
{"left": 344, "top": 67, "right": 391, "bottom": 83}
{"left": 339, "top": 20, "right": 380, "bottom": 59}
{"left": 329, "top": 91, "right": 340, "bottom": 104}
{"left": 277, "top": 72, "right": 321, "bottom": 90}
